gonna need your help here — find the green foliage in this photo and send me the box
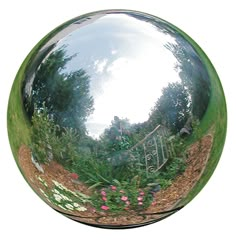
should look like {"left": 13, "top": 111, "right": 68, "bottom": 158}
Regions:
{"left": 159, "top": 157, "right": 186, "bottom": 182}
{"left": 142, "top": 156, "right": 186, "bottom": 190}
{"left": 157, "top": 178, "right": 172, "bottom": 189}
{"left": 100, "top": 116, "right": 133, "bottom": 154}
{"left": 30, "top": 104, "right": 59, "bottom": 163}
{"left": 70, "top": 154, "right": 141, "bottom": 189}
{"left": 71, "top": 156, "right": 113, "bottom": 187}
{"left": 30, "top": 104, "right": 187, "bottom": 196}
{"left": 149, "top": 82, "right": 191, "bottom": 134}
{"left": 165, "top": 38, "right": 211, "bottom": 120}
{"left": 191, "top": 118, "right": 201, "bottom": 140}
{"left": 92, "top": 182, "right": 153, "bottom": 213}
{"left": 24, "top": 47, "right": 94, "bottom": 136}
{"left": 53, "top": 128, "right": 80, "bottom": 166}
{"left": 30, "top": 104, "right": 81, "bottom": 166}
{"left": 170, "top": 135, "right": 186, "bottom": 157}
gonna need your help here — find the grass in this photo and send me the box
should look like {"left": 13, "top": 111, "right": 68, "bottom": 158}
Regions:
{"left": 7, "top": 14, "right": 227, "bottom": 208}
{"left": 7, "top": 58, "right": 31, "bottom": 161}
{"left": 174, "top": 32, "right": 227, "bottom": 206}
{"left": 151, "top": 17, "right": 227, "bottom": 206}
{"left": 7, "top": 16, "right": 77, "bottom": 161}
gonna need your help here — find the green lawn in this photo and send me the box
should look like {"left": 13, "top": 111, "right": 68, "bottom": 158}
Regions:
{"left": 7, "top": 15, "right": 227, "bottom": 208}
{"left": 7, "top": 17, "right": 76, "bottom": 161}
{"left": 175, "top": 35, "right": 227, "bottom": 206}
{"left": 7, "top": 56, "right": 31, "bottom": 161}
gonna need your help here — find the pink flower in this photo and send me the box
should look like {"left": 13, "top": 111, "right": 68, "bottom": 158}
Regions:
{"left": 138, "top": 202, "right": 143, "bottom": 205}
{"left": 125, "top": 201, "right": 130, "bottom": 205}
{"left": 111, "top": 185, "right": 117, "bottom": 191}
{"left": 102, "top": 196, "right": 107, "bottom": 201}
{"left": 137, "top": 196, "right": 143, "bottom": 201}
{"left": 151, "top": 201, "right": 157, "bottom": 206}
{"left": 139, "top": 191, "right": 145, "bottom": 196}
{"left": 119, "top": 190, "right": 125, "bottom": 193}
{"left": 101, "top": 205, "right": 109, "bottom": 210}
{"left": 101, "top": 190, "right": 106, "bottom": 196}
{"left": 70, "top": 173, "right": 79, "bottom": 180}
{"left": 121, "top": 196, "right": 128, "bottom": 201}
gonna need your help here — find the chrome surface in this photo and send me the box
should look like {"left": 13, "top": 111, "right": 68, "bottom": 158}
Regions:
{"left": 8, "top": 10, "right": 226, "bottom": 228}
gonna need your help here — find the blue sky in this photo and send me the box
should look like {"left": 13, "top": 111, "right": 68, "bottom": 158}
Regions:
{"left": 52, "top": 13, "right": 182, "bottom": 138}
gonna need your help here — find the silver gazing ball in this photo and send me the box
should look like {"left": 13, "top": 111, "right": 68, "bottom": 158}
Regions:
{"left": 8, "top": 10, "right": 227, "bottom": 228}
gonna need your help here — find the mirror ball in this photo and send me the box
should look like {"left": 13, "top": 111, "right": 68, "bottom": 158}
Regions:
{"left": 7, "top": 10, "right": 227, "bottom": 228}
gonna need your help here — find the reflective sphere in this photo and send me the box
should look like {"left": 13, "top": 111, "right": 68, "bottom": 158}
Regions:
{"left": 8, "top": 10, "right": 227, "bottom": 228}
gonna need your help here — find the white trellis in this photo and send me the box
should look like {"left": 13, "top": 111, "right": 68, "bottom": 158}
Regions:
{"left": 129, "top": 125, "right": 175, "bottom": 176}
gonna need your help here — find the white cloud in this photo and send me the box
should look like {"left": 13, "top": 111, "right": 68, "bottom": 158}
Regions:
{"left": 85, "top": 14, "right": 181, "bottom": 138}
{"left": 94, "top": 58, "right": 108, "bottom": 73}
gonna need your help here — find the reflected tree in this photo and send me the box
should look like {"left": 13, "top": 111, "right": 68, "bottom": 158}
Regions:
{"left": 100, "top": 116, "right": 132, "bottom": 156}
{"left": 23, "top": 47, "right": 94, "bottom": 136}
{"left": 149, "top": 82, "right": 191, "bottom": 133}
{"left": 165, "top": 39, "right": 211, "bottom": 119}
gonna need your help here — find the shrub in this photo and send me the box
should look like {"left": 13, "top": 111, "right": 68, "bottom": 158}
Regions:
{"left": 91, "top": 181, "right": 153, "bottom": 213}
{"left": 159, "top": 157, "right": 186, "bottom": 182}
{"left": 30, "top": 105, "right": 59, "bottom": 163}
{"left": 52, "top": 128, "right": 80, "bottom": 166}
{"left": 30, "top": 104, "right": 81, "bottom": 166}
{"left": 71, "top": 156, "right": 113, "bottom": 187}
{"left": 30, "top": 104, "right": 186, "bottom": 194}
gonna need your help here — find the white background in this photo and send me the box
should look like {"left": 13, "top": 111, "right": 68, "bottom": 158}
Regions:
{"left": 1, "top": 0, "right": 236, "bottom": 239}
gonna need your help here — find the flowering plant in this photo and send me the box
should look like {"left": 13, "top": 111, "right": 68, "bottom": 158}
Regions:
{"left": 92, "top": 183, "right": 153, "bottom": 213}
{"left": 70, "top": 173, "right": 79, "bottom": 180}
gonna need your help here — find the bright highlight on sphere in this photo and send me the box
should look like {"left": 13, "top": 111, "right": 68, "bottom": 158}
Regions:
{"left": 8, "top": 10, "right": 227, "bottom": 228}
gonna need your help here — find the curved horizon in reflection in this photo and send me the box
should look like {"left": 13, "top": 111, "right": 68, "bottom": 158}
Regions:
{"left": 22, "top": 10, "right": 210, "bottom": 139}
{"left": 8, "top": 9, "right": 226, "bottom": 228}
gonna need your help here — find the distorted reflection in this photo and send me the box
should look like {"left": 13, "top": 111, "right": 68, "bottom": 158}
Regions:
{"left": 23, "top": 13, "right": 195, "bottom": 140}
{"left": 21, "top": 10, "right": 213, "bottom": 187}
{"left": 8, "top": 10, "right": 226, "bottom": 228}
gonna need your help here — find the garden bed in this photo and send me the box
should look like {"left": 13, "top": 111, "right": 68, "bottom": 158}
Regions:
{"left": 17, "top": 132, "right": 213, "bottom": 226}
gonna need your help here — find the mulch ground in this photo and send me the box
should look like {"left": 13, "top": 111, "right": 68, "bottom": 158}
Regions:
{"left": 17, "top": 133, "right": 213, "bottom": 226}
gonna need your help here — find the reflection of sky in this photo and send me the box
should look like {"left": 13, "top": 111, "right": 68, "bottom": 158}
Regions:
{"left": 54, "top": 14, "right": 181, "bottom": 138}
